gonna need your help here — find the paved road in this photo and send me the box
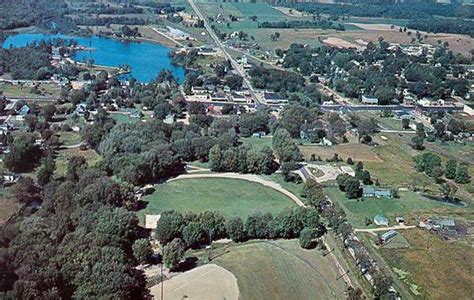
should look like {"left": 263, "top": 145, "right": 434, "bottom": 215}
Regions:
{"left": 188, "top": 0, "right": 263, "bottom": 106}
{"left": 354, "top": 225, "right": 417, "bottom": 233}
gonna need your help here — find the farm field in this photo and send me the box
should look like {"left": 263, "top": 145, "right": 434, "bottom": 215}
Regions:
{"left": 212, "top": 239, "right": 349, "bottom": 300}
{"left": 140, "top": 178, "right": 296, "bottom": 219}
{"left": 380, "top": 229, "right": 474, "bottom": 299}
{"left": 324, "top": 187, "right": 459, "bottom": 228}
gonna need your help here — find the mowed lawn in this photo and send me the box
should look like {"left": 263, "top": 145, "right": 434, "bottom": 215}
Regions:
{"left": 141, "top": 178, "right": 296, "bottom": 219}
{"left": 324, "top": 187, "right": 456, "bottom": 228}
{"left": 212, "top": 239, "right": 347, "bottom": 300}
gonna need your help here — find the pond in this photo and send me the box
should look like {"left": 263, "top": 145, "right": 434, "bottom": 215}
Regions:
{"left": 2, "top": 33, "right": 186, "bottom": 83}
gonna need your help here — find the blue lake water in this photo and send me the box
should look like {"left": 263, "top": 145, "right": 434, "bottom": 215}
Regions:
{"left": 2, "top": 33, "right": 185, "bottom": 83}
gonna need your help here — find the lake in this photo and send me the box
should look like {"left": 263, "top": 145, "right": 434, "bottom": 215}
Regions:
{"left": 2, "top": 33, "right": 186, "bottom": 83}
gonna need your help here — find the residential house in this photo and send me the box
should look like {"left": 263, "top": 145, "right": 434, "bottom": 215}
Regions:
{"left": 263, "top": 92, "right": 288, "bottom": 105}
{"left": 363, "top": 186, "right": 392, "bottom": 198}
{"left": 17, "top": 104, "right": 30, "bottom": 117}
{"left": 74, "top": 103, "right": 87, "bottom": 116}
{"left": 361, "top": 96, "right": 379, "bottom": 105}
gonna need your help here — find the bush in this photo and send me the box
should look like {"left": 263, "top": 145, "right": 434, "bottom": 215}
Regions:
{"left": 299, "top": 227, "right": 318, "bottom": 249}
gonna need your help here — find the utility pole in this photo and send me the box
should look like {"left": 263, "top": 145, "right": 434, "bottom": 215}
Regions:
{"left": 160, "top": 261, "right": 164, "bottom": 300}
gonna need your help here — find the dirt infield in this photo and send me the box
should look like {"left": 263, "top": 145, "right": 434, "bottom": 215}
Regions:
{"left": 150, "top": 264, "right": 239, "bottom": 300}
{"left": 322, "top": 37, "right": 365, "bottom": 50}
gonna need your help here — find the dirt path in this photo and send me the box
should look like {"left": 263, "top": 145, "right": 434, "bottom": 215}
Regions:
{"left": 354, "top": 225, "right": 417, "bottom": 233}
{"left": 168, "top": 172, "right": 306, "bottom": 207}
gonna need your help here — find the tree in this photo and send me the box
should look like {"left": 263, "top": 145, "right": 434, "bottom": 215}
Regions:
{"left": 373, "top": 273, "right": 393, "bottom": 299}
{"left": 41, "top": 105, "right": 56, "bottom": 122}
{"left": 431, "top": 166, "right": 444, "bottom": 183}
{"left": 414, "top": 152, "right": 442, "bottom": 177}
{"left": 132, "top": 239, "right": 153, "bottom": 264}
{"left": 208, "top": 144, "right": 223, "bottom": 172}
{"left": 303, "top": 180, "right": 326, "bottom": 210}
{"left": 182, "top": 222, "right": 204, "bottom": 248}
{"left": 12, "top": 177, "right": 40, "bottom": 204}
{"left": 402, "top": 118, "right": 410, "bottom": 129}
{"left": 439, "top": 182, "right": 458, "bottom": 200}
{"left": 226, "top": 217, "right": 246, "bottom": 242}
{"left": 455, "top": 163, "right": 470, "bottom": 184}
{"left": 445, "top": 159, "right": 457, "bottom": 179}
{"left": 163, "top": 238, "right": 186, "bottom": 270}
{"left": 345, "top": 178, "right": 361, "bottom": 199}
{"left": 299, "top": 227, "right": 318, "bottom": 249}
{"left": 411, "top": 135, "right": 424, "bottom": 150}
{"left": 37, "top": 155, "right": 56, "bottom": 186}
{"left": 155, "top": 211, "right": 185, "bottom": 244}
{"left": 200, "top": 211, "right": 226, "bottom": 242}
{"left": 4, "top": 134, "right": 40, "bottom": 172}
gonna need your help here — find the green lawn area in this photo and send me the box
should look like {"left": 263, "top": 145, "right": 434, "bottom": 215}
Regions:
{"left": 140, "top": 178, "right": 296, "bottom": 219}
{"left": 241, "top": 136, "right": 273, "bottom": 151}
{"left": 58, "top": 131, "right": 82, "bottom": 146}
{"left": 110, "top": 113, "right": 137, "bottom": 124}
{"left": 211, "top": 239, "right": 348, "bottom": 300}
{"left": 324, "top": 187, "right": 456, "bottom": 227}
{"left": 54, "top": 148, "right": 102, "bottom": 178}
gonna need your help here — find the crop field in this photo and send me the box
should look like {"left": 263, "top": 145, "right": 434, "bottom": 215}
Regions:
{"left": 324, "top": 187, "right": 459, "bottom": 228}
{"left": 212, "top": 239, "right": 349, "bottom": 300}
{"left": 140, "top": 178, "right": 296, "bottom": 219}
{"left": 380, "top": 229, "right": 474, "bottom": 299}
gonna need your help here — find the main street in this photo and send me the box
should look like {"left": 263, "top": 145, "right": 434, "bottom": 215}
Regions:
{"left": 187, "top": 0, "right": 264, "bottom": 106}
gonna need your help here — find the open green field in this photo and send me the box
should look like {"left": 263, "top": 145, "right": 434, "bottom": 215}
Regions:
{"left": 0, "top": 188, "right": 21, "bottom": 224}
{"left": 241, "top": 136, "right": 273, "bottom": 151}
{"left": 141, "top": 178, "right": 296, "bottom": 219}
{"left": 58, "top": 131, "right": 82, "bottom": 147}
{"left": 212, "top": 239, "right": 348, "bottom": 300}
{"left": 54, "top": 148, "right": 101, "bottom": 178}
{"left": 324, "top": 187, "right": 459, "bottom": 227}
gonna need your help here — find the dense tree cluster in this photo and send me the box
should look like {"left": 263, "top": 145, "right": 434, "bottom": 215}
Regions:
{"left": 0, "top": 42, "right": 53, "bottom": 80}
{"left": 156, "top": 207, "right": 326, "bottom": 268}
{"left": 0, "top": 161, "right": 148, "bottom": 298}
{"left": 249, "top": 66, "right": 305, "bottom": 94}
{"left": 208, "top": 144, "right": 277, "bottom": 174}
{"left": 259, "top": 20, "right": 344, "bottom": 31}
{"left": 285, "top": 2, "right": 473, "bottom": 35}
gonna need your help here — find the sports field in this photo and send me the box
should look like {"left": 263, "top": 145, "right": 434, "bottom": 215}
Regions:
{"left": 141, "top": 178, "right": 296, "bottom": 219}
{"left": 212, "top": 239, "right": 348, "bottom": 300}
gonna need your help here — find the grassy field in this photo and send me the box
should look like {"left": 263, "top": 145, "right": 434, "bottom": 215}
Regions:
{"left": 324, "top": 187, "right": 458, "bottom": 227}
{"left": 299, "top": 139, "right": 382, "bottom": 163}
{"left": 212, "top": 239, "right": 348, "bottom": 300}
{"left": 58, "top": 131, "right": 82, "bottom": 147}
{"left": 0, "top": 82, "right": 60, "bottom": 97}
{"left": 241, "top": 136, "right": 273, "bottom": 151}
{"left": 380, "top": 229, "right": 474, "bottom": 299}
{"left": 54, "top": 148, "right": 101, "bottom": 178}
{"left": 140, "top": 178, "right": 296, "bottom": 219}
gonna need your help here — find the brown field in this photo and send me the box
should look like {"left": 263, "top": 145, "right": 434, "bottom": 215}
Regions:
{"left": 380, "top": 228, "right": 474, "bottom": 299}
{"left": 323, "top": 37, "right": 365, "bottom": 50}
{"left": 273, "top": 6, "right": 307, "bottom": 17}
{"left": 150, "top": 264, "right": 239, "bottom": 300}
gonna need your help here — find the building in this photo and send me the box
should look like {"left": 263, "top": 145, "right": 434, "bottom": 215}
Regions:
{"left": 435, "top": 219, "right": 456, "bottom": 233}
{"left": 361, "top": 96, "right": 379, "bottom": 105}
{"left": 363, "top": 186, "right": 392, "bottom": 198}
{"left": 210, "top": 93, "right": 228, "bottom": 102}
{"left": 374, "top": 215, "right": 389, "bottom": 226}
{"left": 231, "top": 92, "right": 248, "bottom": 103}
{"left": 17, "top": 104, "right": 30, "bottom": 117}
{"left": 2, "top": 172, "right": 21, "bottom": 185}
{"left": 463, "top": 104, "right": 474, "bottom": 116}
{"left": 380, "top": 230, "right": 397, "bottom": 244}
{"left": 74, "top": 103, "right": 87, "bottom": 116}
{"left": 263, "top": 92, "right": 288, "bottom": 105}
{"left": 164, "top": 113, "right": 175, "bottom": 124}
